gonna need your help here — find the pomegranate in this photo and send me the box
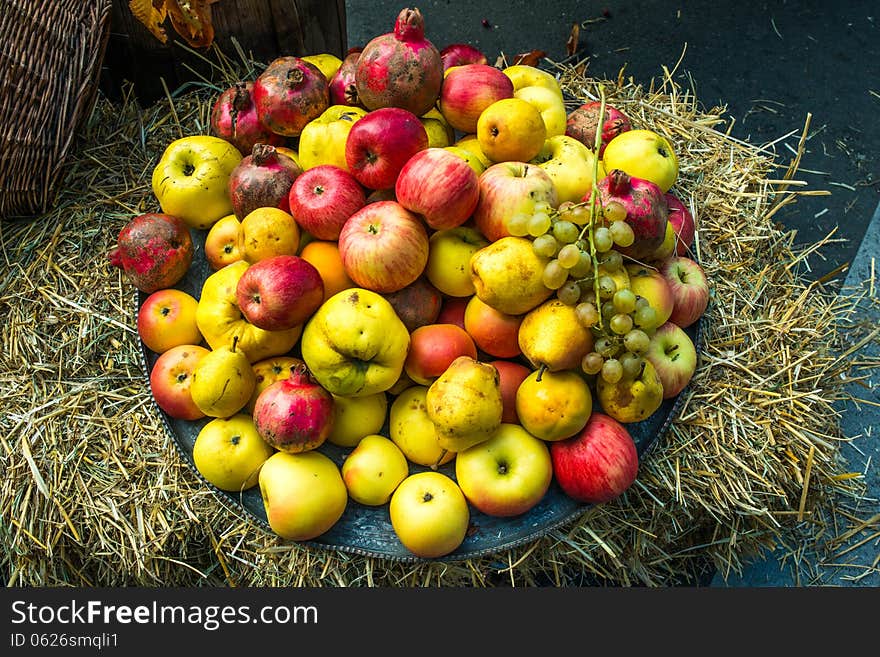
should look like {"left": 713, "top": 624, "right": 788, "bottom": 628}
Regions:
{"left": 329, "top": 48, "right": 364, "bottom": 107}
{"left": 252, "top": 56, "right": 330, "bottom": 137}
{"left": 109, "top": 213, "right": 194, "bottom": 294}
{"left": 210, "top": 81, "right": 285, "bottom": 156}
{"left": 228, "top": 143, "right": 303, "bottom": 220}
{"left": 595, "top": 169, "right": 669, "bottom": 261}
{"left": 566, "top": 101, "right": 632, "bottom": 157}
{"left": 253, "top": 364, "right": 334, "bottom": 453}
{"left": 354, "top": 7, "right": 443, "bottom": 117}
{"left": 439, "top": 43, "right": 488, "bottom": 72}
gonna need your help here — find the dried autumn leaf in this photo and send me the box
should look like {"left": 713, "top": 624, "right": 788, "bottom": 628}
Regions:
{"left": 129, "top": 0, "right": 168, "bottom": 44}
{"left": 512, "top": 49, "right": 547, "bottom": 67}
{"left": 566, "top": 23, "right": 580, "bottom": 57}
{"left": 166, "top": 0, "right": 216, "bottom": 48}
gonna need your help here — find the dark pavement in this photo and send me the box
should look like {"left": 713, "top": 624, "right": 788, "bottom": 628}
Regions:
{"left": 347, "top": 0, "right": 880, "bottom": 587}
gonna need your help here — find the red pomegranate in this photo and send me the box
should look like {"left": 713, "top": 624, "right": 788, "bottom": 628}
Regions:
{"left": 252, "top": 56, "right": 330, "bottom": 137}
{"left": 354, "top": 7, "right": 443, "bottom": 117}
{"left": 328, "top": 48, "right": 364, "bottom": 107}
{"left": 253, "top": 365, "right": 335, "bottom": 453}
{"left": 210, "top": 81, "right": 285, "bottom": 156}
{"left": 228, "top": 143, "right": 303, "bottom": 220}
{"left": 566, "top": 102, "right": 633, "bottom": 157}
{"left": 595, "top": 169, "right": 669, "bottom": 261}
{"left": 108, "top": 213, "right": 194, "bottom": 294}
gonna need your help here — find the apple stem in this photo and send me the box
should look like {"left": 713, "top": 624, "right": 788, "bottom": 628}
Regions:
{"left": 536, "top": 363, "right": 548, "bottom": 382}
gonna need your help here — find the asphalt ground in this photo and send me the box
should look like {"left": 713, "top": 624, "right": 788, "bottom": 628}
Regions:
{"left": 346, "top": 0, "right": 880, "bottom": 586}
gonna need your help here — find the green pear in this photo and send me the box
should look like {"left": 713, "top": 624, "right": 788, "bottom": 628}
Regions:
{"left": 469, "top": 236, "right": 554, "bottom": 315}
{"left": 518, "top": 299, "right": 595, "bottom": 372}
{"left": 190, "top": 338, "right": 257, "bottom": 418}
{"left": 596, "top": 358, "right": 664, "bottom": 423}
{"left": 425, "top": 356, "right": 503, "bottom": 454}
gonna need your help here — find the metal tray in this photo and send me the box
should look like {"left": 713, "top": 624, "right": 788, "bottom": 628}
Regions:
{"left": 136, "top": 228, "right": 704, "bottom": 563}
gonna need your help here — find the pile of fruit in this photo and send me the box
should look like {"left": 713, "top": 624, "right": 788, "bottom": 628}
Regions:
{"left": 112, "top": 7, "right": 710, "bottom": 559}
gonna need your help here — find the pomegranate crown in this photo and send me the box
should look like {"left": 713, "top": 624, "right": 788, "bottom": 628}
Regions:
{"left": 394, "top": 7, "right": 426, "bottom": 41}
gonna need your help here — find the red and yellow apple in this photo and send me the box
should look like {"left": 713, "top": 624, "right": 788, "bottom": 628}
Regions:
{"left": 438, "top": 63, "right": 514, "bottom": 134}
{"left": 138, "top": 288, "right": 203, "bottom": 354}
{"left": 660, "top": 256, "right": 710, "bottom": 329}
{"left": 463, "top": 294, "right": 523, "bottom": 359}
{"left": 389, "top": 471, "right": 470, "bottom": 558}
{"left": 288, "top": 164, "right": 367, "bottom": 241}
{"left": 472, "top": 161, "right": 558, "bottom": 243}
{"left": 204, "top": 214, "right": 243, "bottom": 270}
{"left": 645, "top": 321, "right": 698, "bottom": 399}
{"left": 489, "top": 359, "right": 532, "bottom": 425}
{"left": 395, "top": 148, "right": 480, "bottom": 230}
{"left": 341, "top": 434, "right": 409, "bottom": 506}
{"left": 404, "top": 323, "right": 478, "bottom": 386}
{"left": 149, "top": 344, "right": 210, "bottom": 420}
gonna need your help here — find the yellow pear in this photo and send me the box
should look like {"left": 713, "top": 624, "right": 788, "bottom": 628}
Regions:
{"left": 190, "top": 338, "right": 256, "bottom": 418}
{"left": 425, "top": 355, "right": 503, "bottom": 453}
{"left": 469, "top": 236, "right": 554, "bottom": 315}
{"left": 518, "top": 299, "right": 595, "bottom": 372}
{"left": 596, "top": 358, "right": 664, "bottom": 423}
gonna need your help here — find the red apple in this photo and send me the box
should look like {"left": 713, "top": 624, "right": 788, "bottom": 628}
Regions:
{"left": 659, "top": 256, "right": 710, "bottom": 328}
{"left": 337, "top": 200, "right": 430, "bottom": 293}
{"left": 137, "top": 288, "right": 203, "bottom": 354}
{"left": 665, "top": 192, "right": 696, "bottom": 256}
{"left": 344, "top": 107, "right": 429, "bottom": 190}
{"left": 435, "top": 296, "right": 469, "bottom": 330}
{"left": 463, "top": 294, "right": 523, "bottom": 359}
{"left": 550, "top": 412, "right": 639, "bottom": 504}
{"left": 395, "top": 148, "right": 480, "bottom": 230}
{"left": 489, "top": 359, "right": 531, "bottom": 424}
{"left": 382, "top": 275, "right": 443, "bottom": 333}
{"left": 149, "top": 344, "right": 210, "bottom": 420}
{"left": 439, "top": 64, "right": 514, "bottom": 134}
{"left": 235, "top": 255, "right": 324, "bottom": 331}
{"left": 288, "top": 165, "right": 367, "bottom": 241}
{"left": 404, "top": 323, "right": 478, "bottom": 386}
{"left": 473, "top": 161, "right": 558, "bottom": 242}
{"left": 645, "top": 321, "right": 698, "bottom": 399}
{"left": 439, "top": 43, "right": 488, "bottom": 72}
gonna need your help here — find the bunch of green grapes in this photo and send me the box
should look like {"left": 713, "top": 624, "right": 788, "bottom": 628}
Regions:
{"left": 504, "top": 199, "right": 660, "bottom": 385}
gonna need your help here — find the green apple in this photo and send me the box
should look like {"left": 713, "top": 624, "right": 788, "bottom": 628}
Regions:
{"left": 420, "top": 107, "right": 455, "bottom": 148}
{"left": 531, "top": 134, "right": 605, "bottom": 204}
{"left": 425, "top": 226, "right": 489, "bottom": 297}
{"left": 258, "top": 450, "right": 348, "bottom": 541}
{"left": 389, "top": 471, "right": 470, "bottom": 558}
{"left": 514, "top": 85, "right": 567, "bottom": 137}
{"left": 300, "top": 288, "right": 410, "bottom": 397}
{"left": 193, "top": 414, "right": 275, "bottom": 492}
{"left": 341, "top": 434, "right": 409, "bottom": 506}
{"left": 602, "top": 129, "right": 679, "bottom": 193}
{"left": 455, "top": 423, "right": 553, "bottom": 517}
{"left": 388, "top": 385, "right": 455, "bottom": 468}
{"left": 151, "top": 135, "right": 242, "bottom": 230}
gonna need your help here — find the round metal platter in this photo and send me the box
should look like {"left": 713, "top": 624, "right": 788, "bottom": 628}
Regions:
{"left": 136, "top": 228, "right": 704, "bottom": 563}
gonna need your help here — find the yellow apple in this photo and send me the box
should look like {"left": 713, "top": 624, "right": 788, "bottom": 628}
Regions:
{"left": 502, "top": 64, "right": 563, "bottom": 99}
{"left": 602, "top": 128, "right": 679, "bottom": 193}
{"left": 326, "top": 391, "right": 389, "bottom": 447}
{"left": 425, "top": 226, "right": 490, "bottom": 297}
{"left": 531, "top": 134, "right": 604, "bottom": 204}
{"left": 454, "top": 423, "right": 553, "bottom": 517}
{"left": 515, "top": 369, "right": 593, "bottom": 442}
{"left": 258, "top": 450, "right": 348, "bottom": 541}
{"left": 388, "top": 385, "right": 455, "bottom": 468}
{"left": 444, "top": 145, "right": 486, "bottom": 175}
{"left": 300, "top": 288, "right": 410, "bottom": 397}
{"left": 301, "top": 53, "right": 343, "bottom": 82}
{"left": 420, "top": 107, "right": 455, "bottom": 148}
{"left": 204, "top": 214, "right": 243, "bottom": 271}
{"left": 513, "top": 85, "right": 567, "bottom": 137}
{"left": 193, "top": 414, "right": 276, "bottom": 492}
{"left": 341, "top": 434, "right": 409, "bottom": 506}
{"left": 389, "top": 471, "right": 470, "bottom": 559}
{"left": 297, "top": 105, "right": 368, "bottom": 171}
{"left": 476, "top": 97, "right": 546, "bottom": 163}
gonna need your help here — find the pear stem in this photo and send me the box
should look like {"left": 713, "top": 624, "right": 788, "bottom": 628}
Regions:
{"left": 536, "top": 363, "right": 548, "bottom": 382}
{"left": 431, "top": 450, "right": 448, "bottom": 471}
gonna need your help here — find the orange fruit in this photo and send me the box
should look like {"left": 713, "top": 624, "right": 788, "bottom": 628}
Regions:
{"left": 299, "top": 240, "right": 356, "bottom": 302}
{"left": 515, "top": 369, "right": 593, "bottom": 442}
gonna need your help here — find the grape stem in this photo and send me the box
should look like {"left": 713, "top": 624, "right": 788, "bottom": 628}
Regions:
{"left": 581, "top": 85, "right": 608, "bottom": 328}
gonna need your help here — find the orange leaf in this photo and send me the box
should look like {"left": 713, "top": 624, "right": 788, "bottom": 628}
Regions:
{"left": 166, "top": 0, "right": 216, "bottom": 48}
{"left": 129, "top": 0, "right": 168, "bottom": 43}
{"left": 566, "top": 23, "right": 580, "bottom": 57}
{"left": 512, "top": 49, "right": 547, "bottom": 67}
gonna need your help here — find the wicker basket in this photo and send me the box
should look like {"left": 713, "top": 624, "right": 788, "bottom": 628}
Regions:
{"left": 0, "top": 0, "right": 112, "bottom": 219}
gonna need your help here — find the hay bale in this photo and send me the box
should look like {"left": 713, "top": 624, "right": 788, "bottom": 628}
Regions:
{"left": 0, "top": 56, "right": 870, "bottom": 587}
